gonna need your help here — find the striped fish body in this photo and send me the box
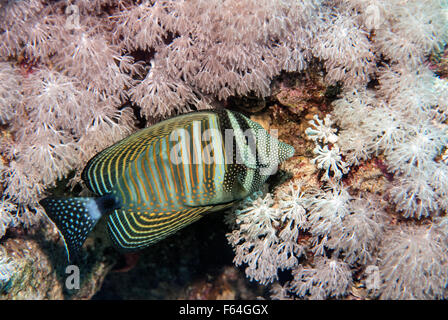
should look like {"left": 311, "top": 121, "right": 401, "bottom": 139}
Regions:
{"left": 40, "top": 109, "right": 295, "bottom": 260}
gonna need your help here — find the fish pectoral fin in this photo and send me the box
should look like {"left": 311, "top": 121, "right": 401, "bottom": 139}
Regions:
{"left": 39, "top": 197, "right": 104, "bottom": 262}
{"left": 206, "top": 202, "right": 236, "bottom": 212}
{"left": 185, "top": 201, "right": 236, "bottom": 212}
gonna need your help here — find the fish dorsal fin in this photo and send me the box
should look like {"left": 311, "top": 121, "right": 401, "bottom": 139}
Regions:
{"left": 82, "top": 111, "right": 218, "bottom": 196}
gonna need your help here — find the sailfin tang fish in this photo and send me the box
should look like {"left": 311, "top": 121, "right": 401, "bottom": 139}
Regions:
{"left": 39, "top": 109, "right": 295, "bottom": 261}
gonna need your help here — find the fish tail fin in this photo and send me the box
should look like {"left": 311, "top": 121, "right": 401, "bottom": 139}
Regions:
{"left": 39, "top": 195, "right": 119, "bottom": 262}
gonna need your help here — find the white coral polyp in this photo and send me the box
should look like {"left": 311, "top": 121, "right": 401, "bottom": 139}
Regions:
{"left": 311, "top": 145, "right": 349, "bottom": 181}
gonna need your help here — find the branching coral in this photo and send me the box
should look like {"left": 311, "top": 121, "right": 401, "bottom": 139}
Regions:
{"left": 227, "top": 179, "right": 388, "bottom": 299}
{"left": 378, "top": 223, "right": 448, "bottom": 299}
{"left": 0, "top": 62, "right": 21, "bottom": 122}
{"left": 226, "top": 191, "right": 307, "bottom": 285}
{"left": 312, "top": 2, "right": 376, "bottom": 86}
{"left": 306, "top": 115, "right": 349, "bottom": 181}
{"left": 333, "top": 77, "right": 448, "bottom": 219}
{"left": 112, "top": 0, "right": 320, "bottom": 103}
{"left": 306, "top": 182, "right": 352, "bottom": 255}
{"left": 330, "top": 196, "right": 387, "bottom": 265}
{"left": 374, "top": 0, "right": 448, "bottom": 69}
{"left": 304, "top": 183, "right": 387, "bottom": 265}
{"left": 288, "top": 256, "right": 352, "bottom": 300}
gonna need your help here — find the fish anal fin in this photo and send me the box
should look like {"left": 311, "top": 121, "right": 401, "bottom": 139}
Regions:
{"left": 107, "top": 206, "right": 215, "bottom": 251}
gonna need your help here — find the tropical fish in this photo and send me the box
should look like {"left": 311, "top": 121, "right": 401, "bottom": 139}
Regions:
{"left": 39, "top": 109, "right": 295, "bottom": 260}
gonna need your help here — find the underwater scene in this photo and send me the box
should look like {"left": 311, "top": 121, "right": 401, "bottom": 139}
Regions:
{"left": 0, "top": 0, "right": 447, "bottom": 302}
